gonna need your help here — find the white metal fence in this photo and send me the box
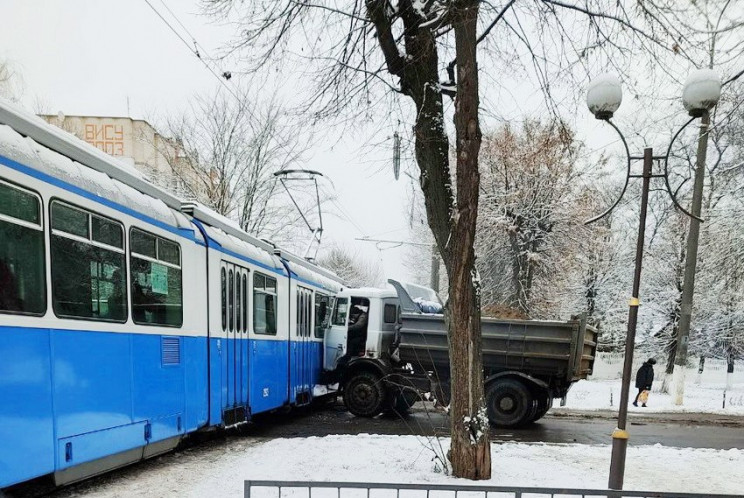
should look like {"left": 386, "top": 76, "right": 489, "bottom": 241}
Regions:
{"left": 245, "top": 480, "right": 744, "bottom": 498}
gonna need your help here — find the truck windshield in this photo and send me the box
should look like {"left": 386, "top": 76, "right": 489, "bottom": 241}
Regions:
{"left": 332, "top": 297, "right": 348, "bottom": 326}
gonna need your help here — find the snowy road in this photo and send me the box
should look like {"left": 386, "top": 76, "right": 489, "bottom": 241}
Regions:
{"left": 42, "top": 431, "right": 744, "bottom": 498}
{"left": 9, "top": 401, "right": 744, "bottom": 497}
{"left": 238, "top": 400, "right": 744, "bottom": 449}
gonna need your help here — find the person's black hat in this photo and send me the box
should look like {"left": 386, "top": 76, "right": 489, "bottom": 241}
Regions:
{"left": 647, "top": 358, "right": 657, "bottom": 365}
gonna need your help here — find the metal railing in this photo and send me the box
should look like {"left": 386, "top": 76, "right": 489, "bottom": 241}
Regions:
{"left": 245, "top": 480, "right": 744, "bottom": 498}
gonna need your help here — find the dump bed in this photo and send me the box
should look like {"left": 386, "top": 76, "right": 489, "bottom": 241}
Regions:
{"left": 396, "top": 313, "right": 598, "bottom": 388}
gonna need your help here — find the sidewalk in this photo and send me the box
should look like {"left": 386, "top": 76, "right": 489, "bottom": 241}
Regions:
{"left": 558, "top": 378, "right": 744, "bottom": 417}
{"left": 547, "top": 408, "right": 744, "bottom": 427}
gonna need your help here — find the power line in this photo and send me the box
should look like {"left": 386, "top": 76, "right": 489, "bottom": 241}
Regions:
{"left": 142, "top": 0, "right": 241, "bottom": 104}
{"left": 355, "top": 237, "right": 432, "bottom": 247}
{"left": 157, "top": 0, "right": 208, "bottom": 54}
{"left": 329, "top": 198, "right": 366, "bottom": 236}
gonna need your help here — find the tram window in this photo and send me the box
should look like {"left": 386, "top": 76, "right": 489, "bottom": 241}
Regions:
{"left": 297, "top": 291, "right": 308, "bottom": 337}
{"left": 228, "top": 269, "right": 234, "bottom": 332}
{"left": 131, "top": 228, "right": 156, "bottom": 258}
{"left": 158, "top": 239, "right": 180, "bottom": 266}
{"left": 130, "top": 227, "right": 183, "bottom": 327}
{"left": 0, "top": 180, "right": 45, "bottom": 315}
{"left": 92, "top": 216, "right": 123, "bottom": 248}
{"left": 314, "top": 294, "right": 330, "bottom": 338}
{"left": 242, "top": 274, "right": 247, "bottom": 333}
{"left": 236, "top": 271, "right": 241, "bottom": 332}
{"left": 253, "top": 272, "right": 277, "bottom": 335}
{"left": 51, "top": 202, "right": 88, "bottom": 238}
{"left": 221, "top": 268, "right": 227, "bottom": 331}
{"left": 51, "top": 200, "right": 126, "bottom": 322}
{"left": 332, "top": 297, "right": 348, "bottom": 326}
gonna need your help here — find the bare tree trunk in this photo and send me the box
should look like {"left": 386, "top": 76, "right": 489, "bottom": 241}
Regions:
{"left": 445, "top": 0, "right": 491, "bottom": 479}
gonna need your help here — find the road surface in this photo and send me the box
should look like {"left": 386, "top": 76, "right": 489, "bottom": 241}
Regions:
{"left": 246, "top": 400, "right": 744, "bottom": 448}
{"left": 8, "top": 401, "right": 744, "bottom": 497}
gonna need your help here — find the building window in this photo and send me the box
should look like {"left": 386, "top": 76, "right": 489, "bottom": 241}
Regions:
{"left": 130, "top": 227, "right": 182, "bottom": 327}
{"left": 253, "top": 272, "right": 277, "bottom": 335}
{"left": 0, "top": 179, "right": 46, "bottom": 315}
{"left": 50, "top": 200, "right": 126, "bottom": 322}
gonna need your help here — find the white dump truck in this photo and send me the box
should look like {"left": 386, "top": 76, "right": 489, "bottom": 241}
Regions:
{"left": 323, "top": 279, "right": 597, "bottom": 428}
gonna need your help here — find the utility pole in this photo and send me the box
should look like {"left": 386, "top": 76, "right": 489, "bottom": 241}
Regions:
{"left": 672, "top": 110, "right": 710, "bottom": 405}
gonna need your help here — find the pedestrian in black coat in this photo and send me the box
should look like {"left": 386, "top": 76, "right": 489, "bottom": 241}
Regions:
{"left": 633, "top": 358, "right": 656, "bottom": 407}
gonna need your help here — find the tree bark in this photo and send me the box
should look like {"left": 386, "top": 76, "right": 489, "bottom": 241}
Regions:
{"left": 366, "top": 0, "right": 490, "bottom": 479}
{"left": 446, "top": 0, "right": 491, "bottom": 479}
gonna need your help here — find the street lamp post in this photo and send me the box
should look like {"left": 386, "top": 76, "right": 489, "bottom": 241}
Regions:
{"left": 585, "top": 70, "right": 721, "bottom": 490}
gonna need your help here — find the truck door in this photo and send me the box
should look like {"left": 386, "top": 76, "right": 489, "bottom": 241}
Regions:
{"left": 323, "top": 297, "right": 349, "bottom": 371}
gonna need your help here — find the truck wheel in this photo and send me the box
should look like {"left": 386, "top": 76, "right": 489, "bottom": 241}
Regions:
{"left": 385, "top": 389, "right": 418, "bottom": 417}
{"left": 343, "top": 371, "right": 385, "bottom": 417}
{"left": 531, "top": 395, "right": 553, "bottom": 422}
{"left": 485, "top": 379, "right": 532, "bottom": 428}
{"left": 432, "top": 379, "right": 451, "bottom": 407}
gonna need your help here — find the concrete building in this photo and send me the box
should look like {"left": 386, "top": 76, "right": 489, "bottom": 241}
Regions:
{"left": 41, "top": 113, "right": 205, "bottom": 201}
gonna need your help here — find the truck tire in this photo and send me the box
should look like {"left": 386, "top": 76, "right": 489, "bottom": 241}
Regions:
{"left": 531, "top": 395, "right": 553, "bottom": 422}
{"left": 384, "top": 388, "right": 418, "bottom": 417}
{"left": 432, "top": 379, "right": 451, "bottom": 407}
{"left": 485, "top": 379, "right": 532, "bottom": 428}
{"left": 343, "top": 371, "right": 386, "bottom": 417}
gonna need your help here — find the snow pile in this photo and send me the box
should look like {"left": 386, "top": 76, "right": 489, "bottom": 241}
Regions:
{"left": 59, "top": 435, "right": 743, "bottom": 497}
{"left": 558, "top": 379, "right": 744, "bottom": 414}
{"left": 413, "top": 297, "right": 443, "bottom": 314}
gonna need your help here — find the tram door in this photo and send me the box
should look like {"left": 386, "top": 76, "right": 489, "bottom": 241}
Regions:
{"left": 221, "top": 262, "right": 250, "bottom": 420}
{"left": 292, "top": 286, "right": 313, "bottom": 405}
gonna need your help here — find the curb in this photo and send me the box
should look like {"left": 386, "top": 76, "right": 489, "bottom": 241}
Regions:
{"left": 547, "top": 409, "right": 744, "bottom": 427}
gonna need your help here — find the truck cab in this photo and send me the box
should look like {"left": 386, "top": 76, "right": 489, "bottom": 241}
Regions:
{"left": 322, "top": 283, "right": 432, "bottom": 417}
{"left": 323, "top": 287, "right": 400, "bottom": 370}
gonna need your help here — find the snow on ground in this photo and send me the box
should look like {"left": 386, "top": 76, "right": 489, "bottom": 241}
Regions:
{"left": 557, "top": 379, "right": 744, "bottom": 414}
{"left": 59, "top": 435, "right": 743, "bottom": 497}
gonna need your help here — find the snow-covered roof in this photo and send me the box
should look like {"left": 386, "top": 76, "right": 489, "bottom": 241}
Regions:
{"left": 0, "top": 120, "right": 190, "bottom": 232}
{"left": 0, "top": 97, "right": 347, "bottom": 290}
{"left": 287, "top": 259, "right": 344, "bottom": 293}
{"left": 338, "top": 287, "right": 397, "bottom": 299}
{"left": 0, "top": 97, "right": 184, "bottom": 210}
{"left": 277, "top": 247, "right": 345, "bottom": 287}
{"left": 197, "top": 221, "right": 284, "bottom": 274}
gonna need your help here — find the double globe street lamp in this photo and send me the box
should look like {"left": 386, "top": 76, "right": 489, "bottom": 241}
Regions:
{"left": 585, "top": 69, "right": 721, "bottom": 490}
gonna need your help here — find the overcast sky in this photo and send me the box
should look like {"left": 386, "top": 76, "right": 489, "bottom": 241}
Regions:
{"left": 2, "top": 1, "right": 715, "bottom": 288}
{"left": 0, "top": 0, "right": 423, "bottom": 282}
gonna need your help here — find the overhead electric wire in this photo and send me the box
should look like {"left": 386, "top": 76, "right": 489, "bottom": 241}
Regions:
{"left": 143, "top": 0, "right": 379, "bottom": 254}
{"left": 157, "top": 0, "right": 209, "bottom": 55}
{"left": 142, "top": 0, "right": 242, "bottom": 104}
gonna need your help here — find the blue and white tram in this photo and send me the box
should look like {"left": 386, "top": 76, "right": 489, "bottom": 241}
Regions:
{"left": 0, "top": 99, "right": 343, "bottom": 489}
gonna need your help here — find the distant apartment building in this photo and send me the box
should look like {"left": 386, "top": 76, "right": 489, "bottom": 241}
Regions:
{"left": 41, "top": 113, "right": 205, "bottom": 201}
